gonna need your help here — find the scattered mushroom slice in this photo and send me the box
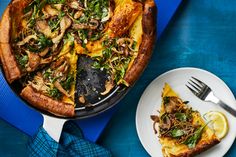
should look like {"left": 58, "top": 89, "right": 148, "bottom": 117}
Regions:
{"left": 68, "top": 1, "right": 84, "bottom": 10}
{"left": 101, "top": 80, "right": 114, "bottom": 95}
{"left": 53, "top": 4, "right": 63, "bottom": 10}
{"left": 54, "top": 80, "right": 70, "bottom": 97}
{"left": 52, "top": 16, "right": 72, "bottom": 44}
{"left": 36, "top": 20, "right": 52, "bottom": 38}
{"left": 74, "top": 11, "right": 83, "bottom": 19}
{"left": 40, "top": 56, "right": 53, "bottom": 65}
{"left": 29, "top": 74, "right": 50, "bottom": 92}
{"left": 26, "top": 51, "right": 41, "bottom": 72}
{"left": 44, "top": 4, "right": 60, "bottom": 16}
{"left": 89, "top": 19, "right": 99, "bottom": 30}
{"left": 78, "top": 95, "right": 86, "bottom": 104}
{"left": 39, "top": 47, "right": 49, "bottom": 57}
{"left": 17, "top": 35, "right": 37, "bottom": 46}
{"left": 73, "top": 23, "right": 89, "bottom": 29}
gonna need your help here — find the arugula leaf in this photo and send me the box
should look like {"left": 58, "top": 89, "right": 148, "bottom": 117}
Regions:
{"left": 183, "top": 124, "right": 207, "bottom": 148}
{"left": 48, "top": 12, "right": 65, "bottom": 31}
{"left": 16, "top": 55, "right": 29, "bottom": 68}
{"left": 175, "top": 113, "right": 187, "bottom": 121}
{"left": 62, "top": 73, "right": 74, "bottom": 91}
{"left": 48, "top": 87, "right": 62, "bottom": 100}
{"left": 171, "top": 129, "right": 185, "bottom": 138}
{"left": 92, "top": 61, "right": 102, "bottom": 69}
{"left": 38, "top": 34, "right": 53, "bottom": 50}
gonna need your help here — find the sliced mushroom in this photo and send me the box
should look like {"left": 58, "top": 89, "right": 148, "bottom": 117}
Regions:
{"left": 39, "top": 47, "right": 49, "bottom": 57}
{"left": 74, "top": 11, "right": 83, "bottom": 19}
{"left": 165, "top": 97, "right": 183, "bottom": 113}
{"left": 73, "top": 19, "right": 99, "bottom": 30}
{"left": 78, "top": 95, "right": 86, "bottom": 104}
{"left": 159, "top": 115, "right": 171, "bottom": 130}
{"left": 89, "top": 19, "right": 99, "bottom": 30}
{"left": 17, "top": 35, "right": 37, "bottom": 46}
{"left": 36, "top": 20, "right": 52, "bottom": 38}
{"left": 54, "top": 80, "right": 70, "bottom": 97}
{"left": 50, "top": 57, "right": 66, "bottom": 69}
{"left": 26, "top": 52, "right": 41, "bottom": 72}
{"left": 40, "top": 56, "right": 53, "bottom": 64}
{"left": 53, "top": 4, "right": 63, "bottom": 10}
{"left": 73, "top": 23, "right": 89, "bottom": 29}
{"left": 52, "top": 16, "right": 72, "bottom": 44}
{"left": 44, "top": 4, "right": 59, "bottom": 16}
{"left": 29, "top": 74, "right": 50, "bottom": 92}
{"left": 68, "top": 1, "right": 84, "bottom": 10}
{"left": 101, "top": 80, "right": 114, "bottom": 95}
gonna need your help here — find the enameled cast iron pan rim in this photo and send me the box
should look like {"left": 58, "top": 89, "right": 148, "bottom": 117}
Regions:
{"left": 0, "top": 67, "right": 131, "bottom": 120}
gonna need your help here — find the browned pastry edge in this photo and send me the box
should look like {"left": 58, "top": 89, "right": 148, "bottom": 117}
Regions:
{"left": 0, "top": 43, "right": 21, "bottom": 83}
{"left": 20, "top": 85, "right": 75, "bottom": 117}
{"left": 0, "top": 0, "right": 32, "bottom": 83}
{"left": 169, "top": 137, "right": 220, "bottom": 157}
{"left": 124, "top": 0, "right": 157, "bottom": 85}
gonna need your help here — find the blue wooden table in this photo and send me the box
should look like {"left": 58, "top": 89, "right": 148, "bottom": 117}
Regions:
{"left": 1, "top": 0, "right": 236, "bottom": 156}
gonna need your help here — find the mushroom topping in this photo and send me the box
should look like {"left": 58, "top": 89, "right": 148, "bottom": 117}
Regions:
{"left": 72, "top": 23, "right": 89, "bottom": 29}
{"left": 53, "top": 4, "right": 63, "bottom": 10}
{"left": 44, "top": 5, "right": 60, "bottom": 17}
{"left": 50, "top": 57, "right": 69, "bottom": 82}
{"left": 68, "top": 1, "right": 84, "bottom": 10}
{"left": 78, "top": 95, "right": 86, "bottom": 104}
{"left": 40, "top": 56, "right": 53, "bottom": 65}
{"left": 116, "top": 38, "right": 134, "bottom": 51}
{"left": 52, "top": 16, "right": 72, "bottom": 44}
{"left": 26, "top": 52, "right": 41, "bottom": 72}
{"left": 39, "top": 47, "right": 49, "bottom": 57}
{"left": 73, "top": 19, "right": 99, "bottom": 30}
{"left": 74, "top": 11, "right": 83, "bottom": 19}
{"left": 54, "top": 80, "right": 70, "bottom": 97}
{"left": 159, "top": 114, "right": 171, "bottom": 131}
{"left": 29, "top": 74, "right": 50, "bottom": 92}
{"left": 101, "top": 80, "right": 114, "bottom": 95}
{"left": 164, "top": 97, "right": 182, "bottom": 113}
{"left": 36, "top": 20, "right": 52, "bottom": 38}
{"left": 17, "top": 35, "right": 38, "bottom": 46}
{"left": 89, "top": 19, "right": 99, "bottom": 30}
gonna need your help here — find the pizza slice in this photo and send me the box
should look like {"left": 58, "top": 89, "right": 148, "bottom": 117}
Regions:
{"left": 20, "top": 49, "right": 78, "bottom": 117}
{"left": 151, "top": 83, "right": 220, "bottom": 157}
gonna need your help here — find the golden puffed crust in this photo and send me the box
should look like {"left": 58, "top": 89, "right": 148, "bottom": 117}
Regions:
{"left": 124, "top": 0, "right": 157, "bottom": 85}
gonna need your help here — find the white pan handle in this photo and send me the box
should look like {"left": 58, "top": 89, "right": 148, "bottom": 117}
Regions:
{"left": 42, "top": 114, "right": 67, "bottom": 142}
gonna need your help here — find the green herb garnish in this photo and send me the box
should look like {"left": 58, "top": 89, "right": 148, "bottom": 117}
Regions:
{"left": 171, "top": 129, "right": 185, "bottom": 138}
{"left": 175, "top": 113, "right": 187, "bottom": 121}
{"left": 183, "top": 123, "right": 208, "bottom": 148}
{"left": 48, "top": 87, "right": 62, "bottom": 100}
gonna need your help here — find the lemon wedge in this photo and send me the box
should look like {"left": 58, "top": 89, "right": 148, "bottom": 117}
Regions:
{"left": 204, "top": 111, "right": 229, "bottom": 139}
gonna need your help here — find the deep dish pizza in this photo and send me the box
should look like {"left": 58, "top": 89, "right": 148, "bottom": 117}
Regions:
{"left": 0, "top": 0, "right": 156, "bottom": 117}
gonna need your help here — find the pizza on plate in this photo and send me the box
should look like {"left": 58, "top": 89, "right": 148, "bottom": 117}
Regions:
{"left": 151, "top": 83, "right": 220, "bottom": 157}
{"left": 0, "top": 0, "right": 156, "bottom": 116}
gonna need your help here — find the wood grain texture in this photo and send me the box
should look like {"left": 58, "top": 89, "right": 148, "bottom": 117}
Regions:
{"left": 1, "top": 0, "right": 236, "bottom": 157}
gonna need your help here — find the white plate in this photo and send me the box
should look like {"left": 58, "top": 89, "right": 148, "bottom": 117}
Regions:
{"left": 136, "top": 67, "right": 236, "bottom": 157}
